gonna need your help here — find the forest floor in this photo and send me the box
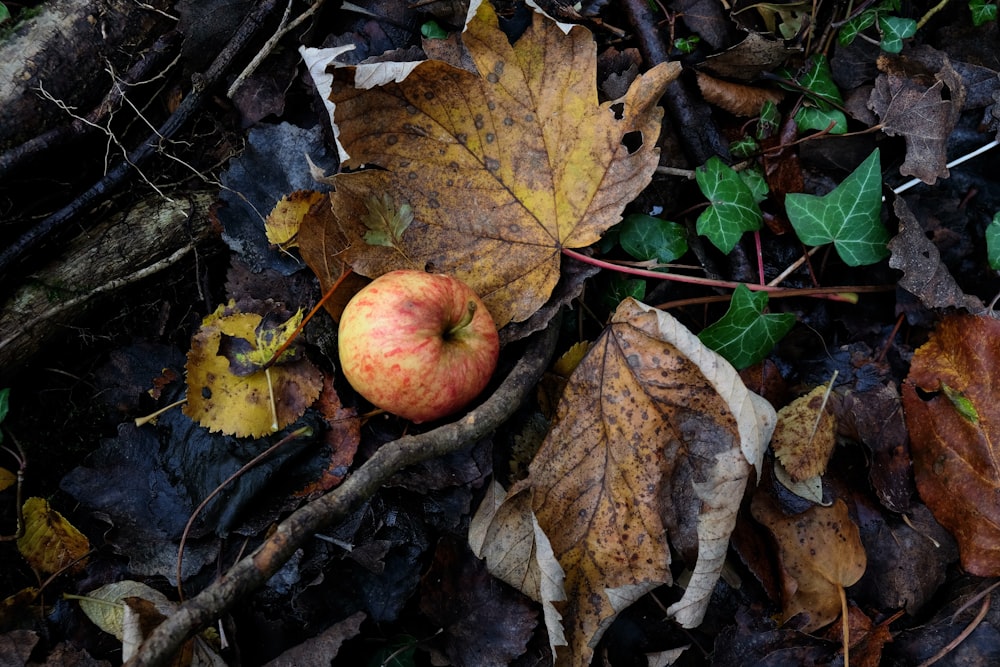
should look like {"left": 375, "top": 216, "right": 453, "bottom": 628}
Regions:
{"left": 2, "top": 0, "right": 1000, "bottom": 666}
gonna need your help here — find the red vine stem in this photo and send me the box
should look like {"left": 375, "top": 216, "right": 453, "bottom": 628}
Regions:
{"left": 560, "top": 247, "right": 865, "bottom": 301}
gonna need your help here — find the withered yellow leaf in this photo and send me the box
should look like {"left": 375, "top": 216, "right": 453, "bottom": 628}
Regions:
{"left": 184, "top": 302, "right": 322, "bottom": 437}
{"left": 475, "top": 298, "right": 775, "bottom": 665}
{"left": 17, "top": 497, "right": 90, "bottom": 575}
{"left": 0, "top": 466, "right": 15, "bottom": 492}
{"left": 79, "top": 580, "right": 174, "bottom": 642}
{"left": 772, "top": 384, "right": 836, "bottom": 483}
{"left": 751, "top": 494, "right": 867, "bottom": 632}
{"left": 265, "top": 190, "right": 327, "bottom": 250}
{"left": 314, "top": 3, "right": 680, "bottom": 327}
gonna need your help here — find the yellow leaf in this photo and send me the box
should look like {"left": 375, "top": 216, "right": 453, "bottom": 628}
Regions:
{"left": 0, "top": 466, "right": 15, "bottom": 492}
{"left": 317, "top": 3, "right": 680, "bottom": 327}
{"left": 183, "top": 302, "right": 323, "bottom": 437}
{"left": 265, "top": 190, "right": 327, "bottom": 249}
{"left": 771, "top": 383, "right": 837, "bottom": 482}
{"left": 17, "top": 497, "right": 90, "bottom": 575}
{"left": 78, "top": 580, "right": 174, "bottom": 641}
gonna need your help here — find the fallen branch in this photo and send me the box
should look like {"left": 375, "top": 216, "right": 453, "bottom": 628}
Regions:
{"left": 125, "top": 314, "right": 562, "bottom": 667}
{"left": 0, "top": 0, "right": 279, "bottom": 277}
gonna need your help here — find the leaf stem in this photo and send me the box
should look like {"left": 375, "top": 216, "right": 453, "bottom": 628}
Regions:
{"left": 263, "top": 267, "right": 355, "bottom": 370}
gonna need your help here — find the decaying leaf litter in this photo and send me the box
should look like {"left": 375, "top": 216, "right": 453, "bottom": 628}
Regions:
{"left": 1, "top": 1, "right": 1000, "bottom": 666}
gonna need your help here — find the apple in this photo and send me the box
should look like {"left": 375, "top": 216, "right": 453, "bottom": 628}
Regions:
{"left": 337, "top": 270, "right": 500, "bottom": 423}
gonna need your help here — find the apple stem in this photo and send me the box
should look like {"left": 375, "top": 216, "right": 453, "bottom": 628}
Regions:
{"left": 447, "top": 301, "right": 477, "bottom": 336}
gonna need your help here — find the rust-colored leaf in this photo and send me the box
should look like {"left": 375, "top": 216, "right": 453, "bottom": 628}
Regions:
{"left": 696, "top": 71, "right": 784, "bottom": 116}
{"left": 902, "top": 312, "right": 1000, "bottom": 576}
{"left": 306, "top": 3, "right": 680, "bottom": 327}
{"left": 17, "top": 497, "right": 90, "bottom": 576}
{"left": 751, "top": 493, "right": 867, "bottom": 632}
{"left": 474, "top": 298, "right": 776, "bottom": 665}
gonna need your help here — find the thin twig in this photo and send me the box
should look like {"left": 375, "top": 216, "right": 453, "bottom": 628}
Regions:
{"left": 0, "top": 1, "right": 280, "bottom": 276}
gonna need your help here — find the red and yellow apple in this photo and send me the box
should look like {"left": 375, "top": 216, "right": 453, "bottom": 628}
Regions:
{"left": 337, "top": 270, "right": 500, "bottom": 423}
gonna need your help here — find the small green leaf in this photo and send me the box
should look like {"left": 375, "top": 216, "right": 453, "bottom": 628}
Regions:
{"left": 0, "top": 387, "right": 8, "bottom": 444}
{"left": 838, "top": 11, "right": 876, "bottom": 45}
{"left": 602, "top": 275, "right": 645, "bottom": 310}
{"left": 878, "top": 15, "right": 917, "bottom": 53}
{"left": 942, "top": 383, "right": 980, "bottom": 424}
{"left": 730, "top": 135, "right": 759, "bottom": 159}
{"left": 757, "top": 100, "right": 780, "bottom": 140}
{"left": 362, "top": 193, "right": 413, "bottom": 248}
{"left": 985, "top": 212, "right": 1000, "bottom": 269}
{"left": 698, "top": 285, "right": 796, "bottom": 369}
{"left": 420, "top": 20, "right": 449, "bottom": 39}
{"left": 739, "top": 166, "right": 769, "bottom": 203}
{"left": 797, "top": 55, "right": 844, "bottom": 108}
{"left": 619, "top": 214, "right": 688, "bottom": 264}
{"left": 0, "top": 4, "right": 11, "bottom": 22}
{"left": 673, "top": 35, "right": 700, "bottom": 54}
{"left": 785, "top": 149, "right": 888, "bottom": 266}
{"left": 970, "top": 0, "right": 998, "bottom": 25}
{"left": 695, "top": 157, "right": 763, "bottom": 254}
{"left": 794, "top": 107, "right": 847, "bottom": 134}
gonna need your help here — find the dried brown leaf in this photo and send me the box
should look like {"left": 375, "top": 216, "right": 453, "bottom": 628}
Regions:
{"left": 751, "top": 494, "right": 867, "bottom": 632}
{"left": 475, "top": 299, "right": 775, "bottom": 665}
{"left": 870, "top": 50, "right": 967, "bottom": 185}
{"left": 696, "top": 71, "right": 783, "bottom": 117}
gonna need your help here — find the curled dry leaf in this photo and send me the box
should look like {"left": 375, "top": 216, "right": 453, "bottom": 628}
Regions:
{"left": 184, "top": 302, "right": 323, "bottom": 437}
{"left": 17, "top": 497, "right": 90, "bottom": 576}
{"left": 869, "top": 49, "right": 966, "bottom": 184}
{"left": 472, "top": 298, "right": 776, "bottom": 665}
{"left": 887, "top": 197, "right": 984, "bottom": 316}
{"left": 902, "top": 312, "right": 1000, "bottom": 576}
{"left": 303, "top": 2, "right": 680, "bottom": 327}
{"left": 751, "top": 493, "right": 867, "bottom": 632}
{"left": 696, "top": 71, "right": 784, "bottom": 117}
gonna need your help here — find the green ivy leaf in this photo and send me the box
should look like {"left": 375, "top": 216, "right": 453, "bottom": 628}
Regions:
{"left": 794, "top": 107, "right": 847, "bottom": 134}
{"left": 986, "top": 212, "right": 1000, "bottom": 269}
{"left": 878, "top": 15, "right": 917, "bottom": 53}
{"left": 785, "top": 149, "right": 888, "bottom": 266}
{"left": 797, "top": 55, "right": 844, "bottom": 108}
{"left": 674, "top": 35, "right": 701, "bottom": 54}
{"left": 739, "top": 166, "right": 769, "bottom": 204}
{"left": 695, "top": 157, "right": 763, "bottom": 254}
{"left": 698, "top": 285, "right": 796, "bottom": 369}
{"left": 602, "top": 275, "right": 646, "bottom": 311}
{"left": 757, "top": 100, "right": 780, "bottom": 140}
{"left": 970, "top": 0, "right": 998, "bottom": 25}
{"left": 838, "top": 11, "right": 876, "bottom": 45}
{"left": 730, "top": 135, "right": 760, "bottom": 159}
{"left": 619, "top": 214, "right": 688, "bottom": 264}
